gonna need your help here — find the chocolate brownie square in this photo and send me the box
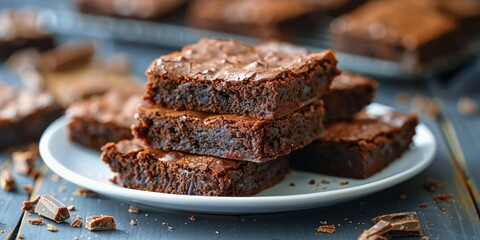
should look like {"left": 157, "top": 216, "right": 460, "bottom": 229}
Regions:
{"left": 290, "top": 111, "right": 418, "bottom": 179}
{"left": 67, "top": 88, "right": 143, "bottom": 150}
{"left": 329, "top": 0, "right": 463, "bottom": 73}
{"left": 0, "top": 84, "right": 63, "bottom": 150}
{"left": 0, "top": 9, "right": 55, "bottom": 60}
{"left": 101, "top": 140, "right": 289, "bottom": 196}
{"left": 144, "top": 39, "right": 339, "bottom": 119}
{"left": 323, "top": 72, "right": 377, "bottom": 122}
{"left": 132, "top": 100, "right": 324, "bottom": 162}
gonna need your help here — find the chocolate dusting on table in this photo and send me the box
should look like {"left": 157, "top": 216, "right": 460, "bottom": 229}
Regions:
{"left": 86, "top": 216, "right": 116, "bottom": 231}
{"left": 34, "top": 194, "right": 70, "bottom": 223}
{"left": 316, "top": 224, "right": 336, "bottom": 234}
{"left": 357, "top": 220, "right": 392, "bottom": 240}
{"left": 1, "top": 166, "right": 16, "bottom": 191}
{"left": 371, "top": 211, "right": 422, "bottom": 237}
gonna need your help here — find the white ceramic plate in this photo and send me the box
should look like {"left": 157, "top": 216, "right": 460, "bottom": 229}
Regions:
{"left": 40, "top": 103, "right": 435, "bottom": 214}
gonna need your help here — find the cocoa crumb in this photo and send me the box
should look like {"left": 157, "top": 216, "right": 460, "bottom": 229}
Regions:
{"left": 50, "top": 174, "right": 60, "bottom": 182}
{"left": 425, "top": 98, "right": 442, "bottom": 119}
{"left": 28, "top": 218, "right": 44, "bottom": 225}
{"left": 340, "top": 181, "right": 349, "bottom": 186}
{"left": 128, "top": 205, "right": 139, "bottom": 214}
{"left": 58, "top": 185, "right": 66, "bottom": 192}
{"left": 28, "top": 168, "right": 39, "bottom": 178}
{"left": 424, "top": 178, "right": 446, "bottom": 192}
{"left": 417, "top": 202, "right": 428, "bottom": 208}
{"left": 399, "top": 194, "right": 407, "bottom": 200}
{"left": 47, "top": 224, "right": 58, "bottom": 232}
{"left": 109, "top": 176, "right": 119, "bottom": 184}
{"left": 422, "top": 236, "right": 430, "bottom": 240}
{"left": 1, "top": 166, "right": 16, "bottom": 191}
{"left": 189, "top": 215, "right": 196, "bottom": 221}
{"left": 18, "top": 234, "right": 25, "bottom": 239}
{"left": 457, "top": 96, "right": 477, "bottom": 116}
{"left": 289, "top": 182, "right": 295, "bottom": 187}
{"left": 308, "top": 179, "right": 316, "bottom": 185}
{"left": 73, "top": 188, "right": 95, "bottom": 197}
{"left": 12, "top": 149, "right": 37, "bottom": 175}
{"left": 316, "top": 224, "right": 336, "bottom": 234}
{"left": 433, "top": 193, "right": 453, "bottom": 202}
{"left": 22, "top": 184, "right": 33, "bottom": 194}
{"left": 67, "top": 205, "right": 75, "bottom": 211}
{"left": 130, "top": 220, "right": 137, "bottom": 226}
{"left": 321, "top": 180, "right": 330, "bottom": 184}
{"left": 70, "top": 216, "right": 82, "bottom": 228}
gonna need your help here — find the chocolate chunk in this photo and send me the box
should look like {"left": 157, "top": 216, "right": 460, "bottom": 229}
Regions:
{"left": 372, "top": 212, "right": 422, "bottom": 237}
{"left": 128, "top": 205, "right": 138, "bottom": 214}
{"left": 433, "top": 193, "right": 453, "bottom": 202}
{"left": 358, "top": 220, "right": 392, "bottom": 240}
{"left": 70, "top": 216, "right": 82, "bottom": 228}
{"left": 38, "top": 41, "right": 95, "bottom": 71}
{"left": 47, "top": 224, "right": 58, "bottom": 232}
{"left": 28, "top": 218, "right": 44, "bottom": 225}
{"left": 34, "top": 194, "right": 70, "bottom": 223}
{"left": 130, "top": 220, "right": 137, "bottom": 226}
{"left": 189, "top": 215, "right": 196, "bottom": 221}
{"left": 316, "top": 224, "right": 336, "bottom": 234}
{"left": 22, "top": 184, "right": 33, "bottom": 194}
{"left": 22, "top": 195, "right": 41, "bottom": 211}
{"left": 1, "top": 167, "right": 16, "bottom": 191}
{"left": 86, "top": 216, "right": 116, "bottom": 231}
{"left": 12, "top": 149, "right": 37, "bottom": 175}
{"left": 67, "top": 205, "right": 75, "bottom": 211}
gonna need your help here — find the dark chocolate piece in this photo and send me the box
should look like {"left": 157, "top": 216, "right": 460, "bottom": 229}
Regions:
{"left": 132, "top": 101, "right": 324, "bottom": 162}
{"left": 357, "top": 220, "right": 392, "bottom": 240}
{"left": 101, "top": 139, "right": 289, "bottom": 196}
{"left": 323, "top": 72, "right": 377, "bottom": 122}
{"left": 85, "top": 216, "right": 116, "bottom": 231}
{"left": 67, "top": 87, "right": 142, "bottom": 150}
{"left": 290, "top": 111, "right": 418, "bottom": 179}
{"left": 371, "top": 212, "right": 422, "bottom": 237}
{"left": 34, "top": 194, "right": 70, "bottom": 223}
{"left": 144, "top": 39, "right": 339, "bottom": 119}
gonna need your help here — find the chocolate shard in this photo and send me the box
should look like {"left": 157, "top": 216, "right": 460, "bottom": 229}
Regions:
{"left": 372, "top": 211, "right": 422, "bottom": 237}
{"left": 85, "top": 216, "right": 116, "bottom": 231}
{"left": 34, "top": 194, "right": 70, "bottom": 223}
{"left": 358, "top": 220, "right": 392, "bottom": 240}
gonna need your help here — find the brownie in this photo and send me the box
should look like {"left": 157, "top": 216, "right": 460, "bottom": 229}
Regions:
{"left": 435, "top": 0, "right": 480, "bottom": 37}
{"left": 0, "top": 9, "right": 55, "bottom": 60}
{"left": 144, "top": 39, "right": 339, "bottom": 120}
{"left": 101, "top": 139, "right": 289, "bottom": 196}
{"left": 323, "top": 72, "right": 377, "bottom": 122}
{"left": 133, "top": 100, "right": 324, "bottom": 162}
{"left": 75, "top": 0, "right": 186, "bottom": 20}
{"left": 0, "top": 84, "right": 63, "bottom": 150}
{"left": 67, "top": 88, "right": 143, "bottom": 150}
{"left": 329, "top": 0, "right": 464, "bottom": 73}
{"left": 290, "top": 111, "right": 418, "bottom": 179}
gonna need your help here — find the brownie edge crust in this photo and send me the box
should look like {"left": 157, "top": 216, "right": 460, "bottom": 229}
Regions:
{"left": 101, "top": 140, "right": 289, "bottom": 196}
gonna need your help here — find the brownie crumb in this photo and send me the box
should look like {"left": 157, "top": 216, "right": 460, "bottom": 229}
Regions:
{"left": 130, "top": 220, "right": 137, "bottom": 226}
{"left": 321, "top": 180, "right": 330, "bottom": 184}
{"left": 189, "top": 215, "right": 196, "bottom": 221}
{"left": 289, "top": 182, "right": 295, "bottom": 187}
{"left": 109, "top": 176, "right": 119, "bottom": 184}
{"left": 73, "top": 188, "right": 95, "bottom": 197}
{"left": 457, "top": 97, "right": 477, "bottom": 116}
{"left": 0, "top": 230, "right": 6, "bottom": 234}
{"left": 340, "top": 181, "right": 349, "bottom": 186}
{"left": 18, "top": 234, "right": 25, "bottom": 239}
{"left": 433, "top": 193, "right": 453, "bottom": 202}
{"left": 28, "top": 218, "right": 44, "bottom": 225}
{"left": 70, "top": 216, "right": 83, "bottom": 228}
{"left": 399, "top": 194, "right": 407, "bottom": 200}
{"left": 22, "top": 195, "right": 41, "bottom": 211}
{"left": 422, "top": 236, "right": 430, "bottom": 240}
{"left": 22, "top": 184, "right": 33, "bottom": 194}
{"left": 417, "top": 202, "right": 428, "bottom": 208}
{"left": 319, "top": 220, "right": 328, "bottom": 225}
{"left": 50, "top": 174, "right": 60, "bottom": 182}
{"left": 128, "top": 205, "right": 139, "bottom": 214}
{"left": 316, "top": 224, "right": 336, "bottom": 234}
{"left": 1, "top": 166, "right": 16, "bottom": 191}
{"left": 12, "top": 149, "right": 37, "bottom": 175}
{"left": 47, "top": 224, "right": 58, "bottom": 232}
{"left": 67, "top": 205, "right": 75, "bottom": 211}
{"left": 424, "top": 98, "right": 442, "bottom": 119}
{"left": 308, "top": 179, "right": 316, "bottom": 185}
{"left": 86, "top": 215, "right": 116, "bottom": 231}
{"left": 424, "top": 178, "right": 446, "bottom": 192}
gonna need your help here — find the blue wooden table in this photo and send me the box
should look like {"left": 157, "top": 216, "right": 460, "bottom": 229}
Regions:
{"left": 1, "top": 1, "right": 480, "bottom": 239}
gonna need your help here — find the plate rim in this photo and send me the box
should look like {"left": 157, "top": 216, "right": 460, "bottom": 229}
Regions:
{"left": 39, "top": 103, "right": 436, "bottom": 214}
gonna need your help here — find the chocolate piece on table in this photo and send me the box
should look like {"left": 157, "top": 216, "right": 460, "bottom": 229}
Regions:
{"left": 34, "top": 194, "right": 70, "bottom": 223}
{"left": 75, "top": 0, "right": 186, "bottom": 20}
{"left": 357, "top": 220, "right": 392, "bottom": 240}
{"left": 70, "top": 216, "right": 83, "bottom": 228}
{"left": 12, "top": 148, "right": 37, "bottom": 175}
{"left": 144, "top": 39, "right": 339, "bottom": 120}
{"left": 1, "top": 166, "right": 16, "bottom": 191}
{"left": 323, "top": 72, "right": 377, "bottom": 122}
{"left": 132, "top": 101, "right": 324, "bottom": 162}
{"left": 329, "top": 0, "right": 463, "bottom": 73}
{"left": 85, "top": 216, "right": 116, "bottom": 231}
{"left": 371, "top": 211, "right": 422, "bottom": 237}
{"left": 22, "top": 195, "right": 40, "bottom": 211}
{"left": 0, "top": 84, "right": 63, "bottom": 150}
{"left": 101, "top": 139, "right": 289, "bottom": 196}
{"left": 38, "top": 41, "right": 95, "bottom": 71}
{"left": 67, "top": 87, "right": 142, "bottom": 150}
{"left": 290, "top": 111, "right": 418, "bottom": 179}
{"left": 0, "top": 9, "right": 55, "bottom": 60}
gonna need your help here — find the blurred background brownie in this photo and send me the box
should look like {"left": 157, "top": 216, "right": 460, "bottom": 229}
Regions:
{"left": 329, "top": 0, "right": 465, "bottom": 73}
{"left": 290, "top": 111, "right": 418, "bottom": 179}
{"left": 67, "top": 87, "right": 143, "bottom": 150}
{"left": 75, "top": 0, "right": 186, "bottom": 20}
{"left": 323, "top": 72, "right": 377, "bottom": 122}
{"left": 0, "top": 84, "right": 63, "bottom": 150}
{"left": 101, "top": 139, "right": 289, "bottom": 196}
{"left": 0, "top": 9, "right": 55, "bottom": 60}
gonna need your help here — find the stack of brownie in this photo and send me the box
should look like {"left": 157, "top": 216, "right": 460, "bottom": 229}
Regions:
{"left": 100, "top": 38, "right": 340, "bottom": 196}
